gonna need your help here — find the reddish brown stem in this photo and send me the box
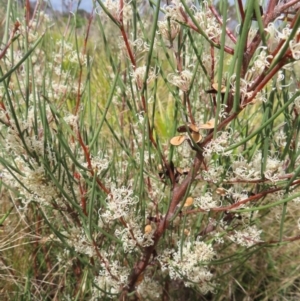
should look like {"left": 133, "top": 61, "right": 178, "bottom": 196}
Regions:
{"left": 209, "top": 5, "right": 237, "bottom": 44}
{"left": 186, "top": 179, "right": 300, "bottom": 215}
{"left": 25, "top": 0, "right": 31, "bottom": 26}
{"left": 121, "top": 153, "right": 204, "bottom": 298}
{"left": 120, "top": 27, "right": 136, "bottom": 68}
{"left": 268, "top": 13, "right": 300, "bottom": 61}
{"left": 261, "top": 235, "right": 300, "bottom": 245}
{"left": 0, "top": 21, "right": 21, "bottom": 61}
{"left": 237, "top": 0, "right": 245, "bottom": 21}
{"left": 75, "top": 10, "right": 94, "bottom": 115}
{"left": 92, "top": 238, "right": 119, "bottom": 282}
{"left": 119, "top": 0, "right": 124, "bottom": 24}
{"left": 279, "top": 0, "right": 300, "bottom": 12}
{"left": 77, "top": 128, "right": 110, "bottom": 195}
{"left": 120, "top": 2, "right": 300, "bottom": 297}
{"left": 186, "top": 93, "right": 195, "bottom": 124}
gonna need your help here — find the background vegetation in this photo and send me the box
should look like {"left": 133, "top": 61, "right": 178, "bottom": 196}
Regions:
{"left": 1, "top": 0, "right": 300, "bottom": 300}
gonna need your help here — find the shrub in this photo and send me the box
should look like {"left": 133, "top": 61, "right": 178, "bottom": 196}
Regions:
{"left": 1, "top": 0, "right": 300, "bottom": 300}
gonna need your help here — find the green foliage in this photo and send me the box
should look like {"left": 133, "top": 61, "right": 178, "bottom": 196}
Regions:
{"left": 1, "top": 0, "right": 300, "bottom": 300}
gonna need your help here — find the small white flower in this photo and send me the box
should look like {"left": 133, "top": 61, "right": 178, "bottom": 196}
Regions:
{"left": 251, "top": 47, "right": 273, "bottom": 73}
{"left": 228, "top": 225, "right": 262, "bottom": 247}
{"left": 203, "top": 131, "right": 233, "bottom": 157}
{"left": 130, "top": 66, "right": 158, "bottom": 89}
{"left": 164, "top": 0, "right": 187, "bottom": 23}
{"left": 167, "top": 70, "right": 193, "bottom": 92}
{"left": 194, "top": 192, "right": 221, "bottom": 210}
{"left": 100, "top": 186, "right": 138, "bottom": 220}
{"left": 158, "top": 19, "right": 180, "bottom": 41}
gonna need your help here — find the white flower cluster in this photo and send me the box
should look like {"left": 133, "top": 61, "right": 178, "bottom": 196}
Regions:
{"left": 157, "top": 19, "right": 180, "bottom": 41}
{"left": 64, "top": 227, "right": 96, "bottom": 257}
{"left": 263, "top": 155, "right": 282, "bottom": 182}
{"left": 115, "top": 215, "right": 155, "bottom": 253}
{"left": 96, "top": 0, "right": 133, "bottom": 23}
{"left": 136, "top": 276, "right": 163, "bottom": 300}
{"left": 265, "top": 21, "right": 292, "bottom": 42}
{"left": 219, "top": 104, "right": 228, "bottom": 118}
{"left": 56, "top": 248, "right": 73, "bottom": 268}
{"left": 92, "top": 259, "right": 130, "bottom": 300}
{"left": 265, "top": 20, "right": 300, "bottom": 61}
{"left": 82, "top": 151, "right": 110, "bottom": 176}
{"left": 165, "top": 0, "right": 187, "bottom": 23}
{"left": 193, "top": 1, "right": 222, "bottom": 40}
{"left": 158, "top": 240, "right": 216, "bottom": 293}
{"left": 131, "top": 38, "right": 151, "bottom": 53}
{"left": 225, "top": 187, "right": 249, "bottom": 204}
{"left": 44, "top": 40, "right": 87, "bottom": 100}
{"left": 194, "top": 192, "right": 221, "bottom": 210}
{"left": 229, "top": 154, "right": 261, "bottom": 181}
{"left": 229, "top": 152, "right": 284, "bottom": 182}
{"left": 202, "top": 165, "right": 224, "bottom": 184}
{"left": 167, "top": 69, "right": 193, "bottom": 92}
{"left": 130, "top": 65, "right": 158, "bottom": 89}
{"left": 253, "top": 91, "right": 268, "bottom": 103}
{"left": 228, "top": 225, "right": 262, "bottom": 247}
{"left": 2, "top": 156, "right": 65, "bottom": 209}
{"left": 100, "top": 186, "right": 138, "bottom": 221}
{"left": 55, "top": 40, "right": 87, "bottom": 66}
{"left": 203, "top": 131, "right": 233, "bottom": 157}
{"left": 230, "top": 74, "right": 253, "bottom": 101}
{"left": 275, "top": 70, "right": 293, "bottom": 91}
{"left": 250, "top": 47, "right": 273, "bottom": 74}
{"left": 289, "top": 40, "right": 300, "bottom": 60}
{"left": 164, "top": 0, "right": 222, "bottom": 41}
{"left": 135, "top": 150, "right": 155, "bottom": 165}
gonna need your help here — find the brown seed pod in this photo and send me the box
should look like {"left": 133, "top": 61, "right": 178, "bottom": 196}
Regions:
{"left": 184, "top": 197, "right": 194, "bottom": 207}
{"left": 199, "top": 118, "right": 215, "bottom": 129}
{"left": 188, "top": 123, "right": 199, "bottom": 132}
{"left": 144, "top": 224, "right": 152, "bottom": 234}
{"left": 206, "top": 83, "right": 226, "bottom": 94}
{"left": 170, "top": 135, "right": 187, "bottom": 146}
{"left": 177, "top": 123, "right": 199, "bottom": 133}
{"left": 190, "top": 132, "right": 202, "bottom": 143}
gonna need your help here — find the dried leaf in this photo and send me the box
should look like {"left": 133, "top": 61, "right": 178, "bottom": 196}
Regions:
{"left": 188, "top": 123, "right": 199, "bottom": 132}
{"left": 170, "top": 135, "right": 187, "bottom": 146}
{"left": 190, "top": 132, "right": 202, "bottom": 143}
{"left": 199, "top": 118, "right": 215, "bottom": 129}
{"left": 177, "top": 123, "right": 199, "bottom": 133}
